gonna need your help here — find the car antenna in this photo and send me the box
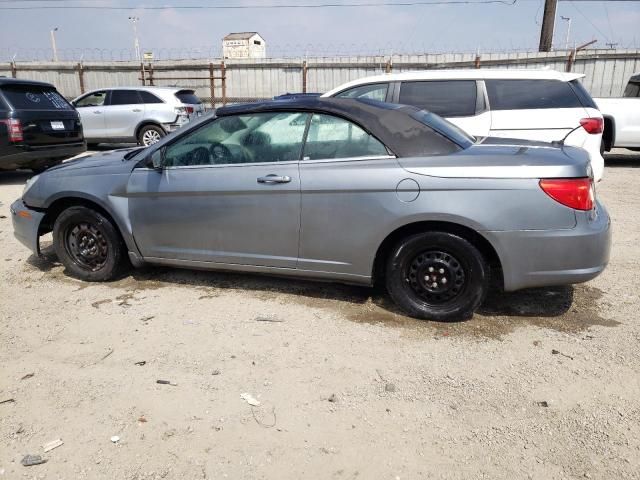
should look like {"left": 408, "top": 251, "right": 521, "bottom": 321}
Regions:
{"left": 551, "top": 124, "right": 583, "bottom": 147}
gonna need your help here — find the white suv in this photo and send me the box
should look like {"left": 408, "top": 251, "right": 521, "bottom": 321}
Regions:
{"left": 72, "top": 87, "right": 205, "bottom": 147}
{"left": 323, "top": 69, "right": 605, "bottom": 181}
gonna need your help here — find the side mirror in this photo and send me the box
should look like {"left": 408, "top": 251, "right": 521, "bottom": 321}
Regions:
{"left": 150, "top": 148, "right": 164, "bottom": 170}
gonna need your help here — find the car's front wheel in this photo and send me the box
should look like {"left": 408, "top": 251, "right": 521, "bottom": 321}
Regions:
{"left": 53, "top": 206, "right": 126, "bottom": 281}
{"left": 385, "top": 232, "right": 488, "bottom": 321}
{"left": 138, "top": 125, "right": 165, "bottom": 146}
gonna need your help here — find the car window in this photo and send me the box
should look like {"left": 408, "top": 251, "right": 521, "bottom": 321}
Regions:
{"left": 2, "top": 85, "right": 73, "bottom": 110}
{"left": 569, "top": 79, "right": 598, "bottom": 108}
{"left": 398, "top": 81, "right": 477, "bottom": 117}
{"left": 175, "top": 90, "right": 202, "bottom": 104}
{"left": 623, "top": 82, "right": 640, "bottom": 98}
{"left": 163, "top": 112, "right": 309, "bottom": 167}
{"left": 335, "top": 83, "right": 389, "bottom": 102}
{"left": 303, "top": 113, "right": 389, "bottom": 160}
{"left": 139, "top": 91, "right": 164, "bottom": 104}
{"left": 110, "top": 90, "right": 142, "bottom": 106}
{"left": 486, "top": 79, "right": 583, "bottom": 110}
{"left": 75, "top": 91, "right": 107, "bottom": 108}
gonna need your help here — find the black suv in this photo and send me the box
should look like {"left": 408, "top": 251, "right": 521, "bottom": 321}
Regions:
{"left": 0, "top": 78, "right": 86, "bottom": 172}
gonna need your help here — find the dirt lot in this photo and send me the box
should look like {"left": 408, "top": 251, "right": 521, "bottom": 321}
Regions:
{"left": 1, "top": 150, "right": 639, "bottom": 480}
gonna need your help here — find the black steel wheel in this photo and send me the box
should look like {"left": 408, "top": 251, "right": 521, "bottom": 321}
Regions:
{"left": 53, "top": 206, "right": 127, "bottom": 281}
{"left": 386, "top": 232, "right": 488, "bottom": 321}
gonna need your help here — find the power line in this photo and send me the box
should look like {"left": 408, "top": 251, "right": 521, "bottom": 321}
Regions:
{"left": 0, "top": 0, "right": 520, "bottom": 9}
{"left": 568, "top": 0, "right": 611, "bottom": 42}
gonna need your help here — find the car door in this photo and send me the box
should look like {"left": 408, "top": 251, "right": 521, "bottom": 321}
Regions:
{"left": 126, "top": 111, "right": 307, "bottom": 268}
{"left": 485, "top": 79, "right": 588, "bottom": 142}
{"left": 104, "top": 89, "right": 145, "bottom": 139}
{"left": 396, "top": 80, "right": 491, "bottom": 137}
{"left": 297, "top": 113, "right": 404, "bottom": 278}
{"left": 72, "top": 90, "right": 107, "bottom": 138}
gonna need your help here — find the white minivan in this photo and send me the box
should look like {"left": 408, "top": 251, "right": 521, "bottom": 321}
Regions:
{"left": 323, "top": 69, "right": 605, "bottom": 181}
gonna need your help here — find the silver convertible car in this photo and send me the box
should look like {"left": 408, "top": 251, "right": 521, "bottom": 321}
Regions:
{"left": 11, "top": 98, "right": 610, "bottom": 321}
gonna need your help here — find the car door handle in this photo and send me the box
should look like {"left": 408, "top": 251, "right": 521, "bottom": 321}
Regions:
{"left": 132, "top": 109, "right": 142, "bottom": 112}
{"left": 93, "top": 110, "right": 102, "bottom": 114}
{"left": 257, "top": 174, "right": 291, "bottom": 184}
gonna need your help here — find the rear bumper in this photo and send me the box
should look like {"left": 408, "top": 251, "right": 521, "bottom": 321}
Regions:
{"left": 10, "top": 199, "right": 45, "bottom": 255}
{"left": 0, "top": 142, "right": 87, "bottom": 170}
{"left": 486, "top": 201, "right": 611, "bottom": 291}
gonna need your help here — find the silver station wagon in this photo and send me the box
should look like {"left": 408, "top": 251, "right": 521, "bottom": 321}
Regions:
{"left": 11, "top": 98, "right": 611, "bottom": 321}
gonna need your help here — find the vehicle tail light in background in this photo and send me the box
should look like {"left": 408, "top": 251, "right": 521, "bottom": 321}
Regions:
{"left": 539, "top": 178, "right": 594, "bottom": 211}
{"left": 175, "top": 106, "right": 194, "bottom": 115}
{"left": 0, "top": 118, "right": 24, "bottom": 142}
{"left": 580, "top": 117, "right": 603, "bottom": 134}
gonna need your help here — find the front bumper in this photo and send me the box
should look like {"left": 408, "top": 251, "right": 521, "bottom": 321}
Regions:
{"left": 10, "top": 199, "right": 46, "bottom": 255}
{"left": 487, "top": 201, "right": 611, "bottom": 291}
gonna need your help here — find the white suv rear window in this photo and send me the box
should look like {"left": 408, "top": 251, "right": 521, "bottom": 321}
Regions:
{"left": 486, "top": 79, "right": 583, "bottom": 110}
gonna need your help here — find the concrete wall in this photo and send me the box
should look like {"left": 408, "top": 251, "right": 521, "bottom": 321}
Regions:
{"left": 2, "top": 49, "right": 638, "bottom": 108}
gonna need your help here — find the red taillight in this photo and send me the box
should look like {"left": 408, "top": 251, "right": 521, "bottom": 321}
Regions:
{"left": 184, "top": 106, "right": 194, "bottom": 114}
{"left": 0, "top": 118, "right": 24, "bottom": 142}
{"left": 580, "top": 117, "right": 603, "bottom": 134}
{"left": 539, "top": 178, "right": 594, "bottom": 211}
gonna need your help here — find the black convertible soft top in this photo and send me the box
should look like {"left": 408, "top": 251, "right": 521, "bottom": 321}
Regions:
{"left": 215, "top": 97, "right": 467, "bottom": 157}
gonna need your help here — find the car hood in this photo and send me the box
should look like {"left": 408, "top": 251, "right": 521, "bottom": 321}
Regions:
{"left": 46, "top": 147, "right": 144, "bottom": 174}
{"left": 398, "top": 138, "right": 592, "bottom": 179}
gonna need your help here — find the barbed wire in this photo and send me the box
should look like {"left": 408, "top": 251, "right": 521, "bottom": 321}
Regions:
{"left": 2, "top": 41, "right": 639, "bottom": 63}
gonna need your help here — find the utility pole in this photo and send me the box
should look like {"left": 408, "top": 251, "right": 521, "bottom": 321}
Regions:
{"left": 560, "top": 16, "right": 571, "bottom": 51}
{"left": 128, "top": 16, "right": 141, "bottom": 61}
{"left": 50, "top": 27, "right": 59, "bottom": 62}
{"left": 538, "top": 0, "right": 558, "bottom": 52}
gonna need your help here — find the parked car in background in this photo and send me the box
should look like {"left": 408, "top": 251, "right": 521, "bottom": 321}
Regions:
{"left": 596, "top": 73, "right": 640, "bottom": 152}
{"left": 0, "top": 78, "right": 85, "bottom": 172}
{"left": 11, "top": 98, "right": 610, "bottom": 321}
{"left": 323, "top": 69, "right": 605, "bottom": 181}
{"left": 72, "top": 87, "right": 205, "bottom": 147}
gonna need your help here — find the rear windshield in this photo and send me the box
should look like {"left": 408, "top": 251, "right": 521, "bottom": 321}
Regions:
{"left": 569, "top": 79, "right": 598, "bottom": 108}
{"left": 175, "top": 90, "right": 202, "bottom": 105}
{"left": 410, "top": 110, "right": 475, "bottom": 148}
{"left": 1, "top": 85, "right": 73, "bottom": 111}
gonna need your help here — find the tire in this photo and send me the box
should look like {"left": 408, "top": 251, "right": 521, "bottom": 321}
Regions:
{"left": 53, "top": 206, "right": 127, "bottom": 282}
{"left": 138, "top": 125, "right": 165, "bottom": 146}
{"left": 385, "top": 232, "right": 488, "bottom": 321}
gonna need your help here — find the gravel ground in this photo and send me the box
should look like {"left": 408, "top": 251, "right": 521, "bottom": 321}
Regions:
{"left": 1, "top": 149, "right": 639, "bottom": 480}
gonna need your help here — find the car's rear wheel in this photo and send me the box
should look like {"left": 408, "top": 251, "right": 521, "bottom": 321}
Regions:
{"left": 385, "top": 232, "right": 488, "bottom": 321}
{"left": 138, "top": 125, "right": 165, "bottom": 146}
{"left": 53, "top": 206, "right": 126, "bottom": 282}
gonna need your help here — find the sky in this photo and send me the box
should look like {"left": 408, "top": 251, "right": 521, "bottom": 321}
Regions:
{"left": 0, "top": 0, "right": 639, "bottom": 61}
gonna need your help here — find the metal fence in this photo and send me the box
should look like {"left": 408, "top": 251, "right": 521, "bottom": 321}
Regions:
{"left": 2, "top": 49, "right": 639, "bottom": 108}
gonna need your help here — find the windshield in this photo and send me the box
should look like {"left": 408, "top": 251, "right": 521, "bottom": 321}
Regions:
{"left": 409, "top": 110, "right": 475, "bottom": 148}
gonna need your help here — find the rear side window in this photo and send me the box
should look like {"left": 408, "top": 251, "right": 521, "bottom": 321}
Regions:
{"left": 624, "top": 82, "right": 640, "bottom": 98}
{"left": 110, "top": 90, "right": 142, "bottom": 105}
{"left": 486, "top": 80, "right": 582, "bottom": 110}
{"left": 335, "top": 83, "right": 389, "bottom": 102}
{"left": 569, "top": 80, "right": 598, "bottom": 108}
{"left": 303, "top": 114, "right": 389, "bottom": 160}
{"left": 139, "top": 91, "right": 164, "bottom": 104}
{"left": 1, "top": 85, "right": 73, "bottom": 110}
{"left": 398, "top": 81, "right": 477, "bottom": 117}
{"left": 175, "top": 90, "right": 202, "bottom": 105}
